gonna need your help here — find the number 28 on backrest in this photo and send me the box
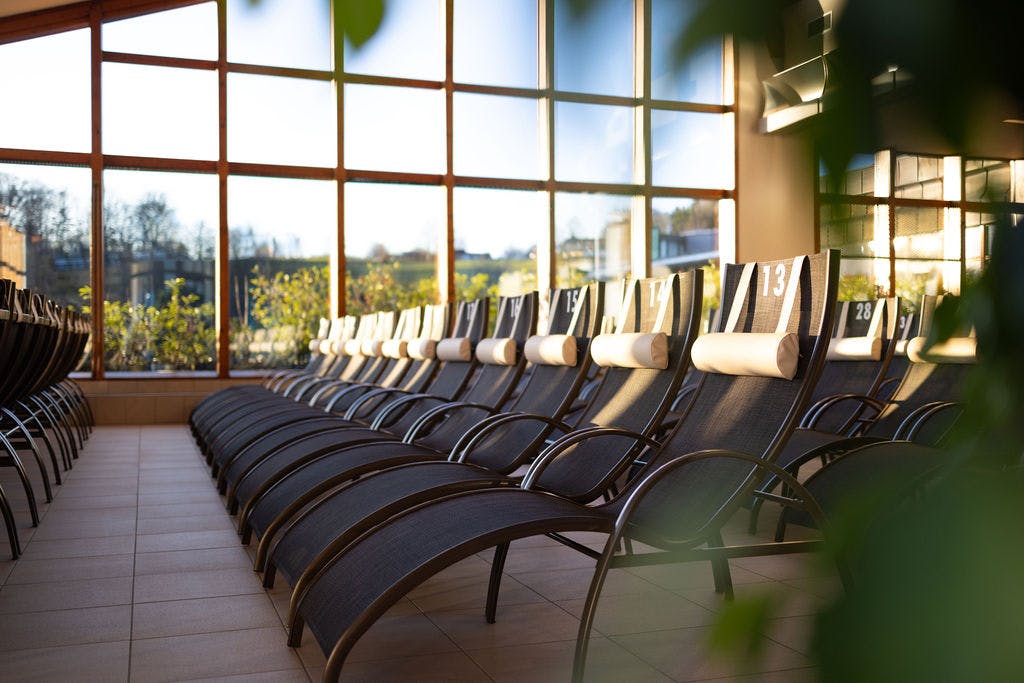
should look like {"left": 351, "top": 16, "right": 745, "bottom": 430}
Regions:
{"left": 762, "top": 264, "right": 787, "bottom": 297}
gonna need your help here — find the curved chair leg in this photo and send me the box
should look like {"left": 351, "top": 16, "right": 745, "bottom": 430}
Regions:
{"left": 572, "top": 531, "right": 620, "bottom": 683}
{"left": 3, "top": 409, "right": 53, "bottom": 502}
{"left": 4, "top": 407, "right": 60, "bottom": 487}
{"left": 33, "top": 395, "right": 77, "bottom": 463}
{"left": 0, "top": 431, "right": 40, "bottom": 526}
{"left": 748, "top": 496, "right": 765, "bottom": 534}
{"left": 707, "top": 531, "right": 734, "bottom": 598}
{"left": 0, "top": 482, "right": 21, "bottom": 559}
{"left": 23, "top": 399, "right": 71, "bottom": 470}
{"left": 484, "top": 541, "right": 511, "bottom": 623}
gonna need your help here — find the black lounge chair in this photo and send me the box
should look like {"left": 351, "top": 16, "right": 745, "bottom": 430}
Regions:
{"left": 755, "top": 295, "right": 974, "bottom": 539}
{"left": 210, "top": 295, "right": 523, "bottom": 504}
{"left": 284, "top": 250, "right": 840, "bottom": 681}
{"left": 258, "top": 273, "right": 701, "bottom": 594}
{"left": 224, "top": 291, "right": 542, "bottom": 526}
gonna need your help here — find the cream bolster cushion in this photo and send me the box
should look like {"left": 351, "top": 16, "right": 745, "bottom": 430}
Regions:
{"left": 590, "top": 332, "right": 668, "bottom": 369}
{"left": 691, "top": 332, "right": 799, "bottom": 379}
{"left": 343, "top": 339, "right": 363, "bottom": 356}
{"left": 475, "top": 337, "right": 517, "bottom": 366}
{"left": 309, "top": 339, "right": 322, "bottom": 353}
{"left": 826, "top": 336, "right": 882, "bottom": 361}
{"left": 524, "top": 334, "right": 577, "bottom": 366}
{"left": 905, "top": 336, "right": 975, "bottom": 364}
{"left": 894, "top": 339, "right": 909, "bottom": 356}
{"left": 381, "top": 339, "right": 409, "bottom": 359}
{"left": 328, "top": 339, "right": 346, "bottom": 355}
{"left": 436, "top": 337, "right": 472, "bottom": 362}
{"left": 360, "top": 339, "right": 384, "bottom": 357}
{"left": 407, "top": 337, "right": 437, "bottom": 360}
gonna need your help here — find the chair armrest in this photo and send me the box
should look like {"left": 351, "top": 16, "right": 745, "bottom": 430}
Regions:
{"left": 895, "top": 401, "right": 963, "bottom": 442}
{"left": 801, "top": 393, "right": 887, "bottom": 431}
{"left": 368, "top": 392, "right": 448, "bottom": 430}
{"left": 341, "top": 386, "right": 413, "bottom": 420}
{"left": 402, "top": 401, "right": 502, "bottom": 443}
{"left": 521, "top": 426, "right": 661, "bottom": 490}
{"left": 450, "top": 412, "right": 575, "bottom": 464}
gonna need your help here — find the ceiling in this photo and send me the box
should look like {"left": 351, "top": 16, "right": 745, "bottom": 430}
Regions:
{"left": 0, "top": 1, "right": 83, "bottom": 19}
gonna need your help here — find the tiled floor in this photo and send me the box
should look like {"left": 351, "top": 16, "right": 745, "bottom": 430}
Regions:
{"left": 0, "top": 425, "right": 836, "bottom": 682}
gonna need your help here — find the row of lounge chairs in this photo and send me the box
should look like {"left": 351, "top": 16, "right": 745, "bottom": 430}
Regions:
{"left": 0, "top": 280, "right": 94, "bottom": 559}
{"left": 188, "top": 249, "right": 975, "bottom": 681}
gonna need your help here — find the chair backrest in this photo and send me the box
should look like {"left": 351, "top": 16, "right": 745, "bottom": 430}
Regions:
{"left": 456, "top": 283, "right": 604, "bottom": 472}
{"left": 809, "top": 296, "right": 900, "bottom": 433}
{"left": 528, "top": 270, "right": 704, "bottom": 501}
{"left": 619, "top": 250, "right": 840, "bottom": 546}
{"left": 866, "top": 295, "right": 974, "bottom": 441}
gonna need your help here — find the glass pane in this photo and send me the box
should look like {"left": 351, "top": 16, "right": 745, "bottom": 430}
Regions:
{"left": 0, "top": 163, "right": 91, "bottom": 308}
{"left": 819, "top": 153, "right": 876, "bottom": 195}
{"left": 344, "top": 84, "right": 444, "bottom": 173}
{"left": 455, "top": 188, "right": 541, "bottom": 299}
{"left": 894, "top": 153, "right": 944, "bottom": 199}
{"left": 227, "top": 0, "right": 331, "bottom": 70}
{"left": 228, "top": 73, "right": 336, "bottom": 166}
{"left": 964, "top": 159, "right": 1012, "bottom": 202}
{"left": 0, "top": 30, "right": 90, "bottom": 152}
{"left": 555, "top": 192, "right": 631, "bottom": 287}
{"left": 650, "top": 0, "right": 724, "bottom": 104}
{"left": 229, "top": 176, "right": 334, "bottom": 370}
{"left": 651, "top": 110, "right": 734, "bottom": 189}
{"left": 819, "top": 202, "right": 890, "bottom": 299}
{"left": 103, "top": 170, "right": 217, "bottom": 373}
{"left": 555, "top": 102, "right": 633, "bottom": 183}
{"left": 104, "top": 2, "right": 217, "bottom": 60}
{"left": 345, "top": 0, "right": 441, "bottom": 80}
{"left": 454, "top": 94, "right": 541, "bottom": 179}
{"left": 894, "top": 259, "right": 945, "bottom": 308}
{"left": 454, "top": 0, "right": 537, "bottom": 87}
{"left": 344, "top": 183, "right": 443, "bottom": 314}
{"left": 893, "top": 205, "right": 944, "bottom": 260}
{"left": 650, "top": 198, "right": 718, "bottom": 274}
{"left": 104, "top": 63, "right": 217, "bottom": 160}
{"left": 554, "top": 0, "right": 633, "bottom": 96}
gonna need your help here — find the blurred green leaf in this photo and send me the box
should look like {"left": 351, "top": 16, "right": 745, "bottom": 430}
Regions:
{"left": 334, "top": 0, "right": 385, "bottom": 49}
{"left": 708, "top": 592, "right": 778, "bottom": 663}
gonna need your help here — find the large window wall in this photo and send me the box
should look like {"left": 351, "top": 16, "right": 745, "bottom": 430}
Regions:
{"left": 819, "top": 151, "right": 1024, "bottom": 309}
{"left": 0, "top": 0, "right": 734, "bottom": 378}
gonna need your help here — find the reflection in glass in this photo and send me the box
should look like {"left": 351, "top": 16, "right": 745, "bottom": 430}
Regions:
{"left": 103, "top": 2, "right": 217, "bottom": 60}
{"left": 964, "top": 159, "right": 1012, "bottom": 202}
{"left": 103, "top": 170, "right": 217, "bottom": 373}
{"left": 229, "top": 176, "right": 334, "bottom": 369}
{"left": 555, "top": 103, "right": 633, "bottom": 183}
{"left": 894, "top": 154, "right": 944, "bottom": 199}
{"left": 819, "top": 153, "right": 876, "bottom": 195}
{"left": 555, "top": 193, "right": 631, "bottom": 287}
{"left": 345, "top": 0, "right": 441, "bottom": 80}
{"left": 228, "top": 74, "right": 336, "bottom": 167}
{"left": 650, "top": 198, "right": 718, "bottom": 275}
{"left": 554, "top": 0, "right": 633, "bottom": 96}
{"left": 454, "top": 94, "right": 541, "bottom": 179}
{"left": 651, "top": 111, "right": 733, "bottom": 188}
{"left": 0, "top": 30, "right": 90, "bottom": 153}
{"left": 104, "top": 63, "right": 217, "bottom": 159}
{"left": 650, "top": 0, "right": 723, "bottom": 104}
{"left": 454, "top": 0, "right": 537, "bottom": 87}
{"left": 455, "top": 188, "right": 541, "bottom": 298}
{"left": 820, "top": 202, "right": 889, "bottom": 298}
{"left": 227, "top": 0, "right": 330, "bottom": 70}
{"left": 344, "top": 183, "right": 443, "bottom": 314}
{"left": 345, "top": 85, "right": 444, "bottom": 174}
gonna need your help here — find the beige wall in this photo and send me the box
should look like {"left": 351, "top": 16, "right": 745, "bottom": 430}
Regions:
{"left": 734, "top": 43, "right": 818, "bottom": 264}
{"left": 79, "top": 377, "right": 263, "bottom": 425}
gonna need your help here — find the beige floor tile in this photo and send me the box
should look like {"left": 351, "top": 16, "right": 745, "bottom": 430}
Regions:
{"left": 6, "top": 553, "right": 134, "bottom": 585}
{"left": 468, "top": 635, "right": 672, "bottom": 683}
{"left": 760, "top": 615, "right": 815, "bottom": 656}
{"left": 46, "top": 493, "right": 139, "bottom": 510}
{"left": 500, "top": 543, "right": 602, "bottom": 574}
{"left": 136, "top": 513, "right": 236, "bottom": 535}
{"left": 134, "top": 546, "right": 253, "bottom": 576}
{"left": 679, "top": 582, "right": 828, "bottom": 619}
{"left": 137, "top": 501, "right": 228, "bottom": 520}
{"left": 129, "top": 627, "right": 303, "bottom": 683}
{"left": 336, "top": 612, "right": 461, "bottom": 664}
{"left": 18, "top": 534, "right": 136, "bottom": 560}
{"left": 426, "top": 601, "right": 581, "bottom": 651}
{"left": 0, "top": 575, "right": 133, "bottom": 614}
{"left": 407, "top": 572, "right": 546, "bottom": 613}
{"left": 0, "top": 604, "right": 131, "bottom": 651}
{"left": 625, "top": 561, "right": 769, "bottom": 592}
{"left": 135, "top": 529, "right": 242, "bottom": 553}
{"left": 612, "top": 626, "right": 811, "bottom": 682}
{"left": 334, "top": 651, "right": 490, "bottom": 682}
{"left": 132, "top": 594, "right": 282, "bottom": 639}
{"left": 179, "top": 670, "right": 312, "bottom": 683}
{"left": 30, "top": 515, "right": 137, "bottom": 541}
{"left": 557, "top": 590, "right": 718, "bottom": 636}
{"left": 0, "top": 639, "right": 130, "bottom": 681}
{"left": 133, "top": 567, "right": 265, "bottom": 603}
{"left": 514, "top": 565, "right": 663, "bottom": 602}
